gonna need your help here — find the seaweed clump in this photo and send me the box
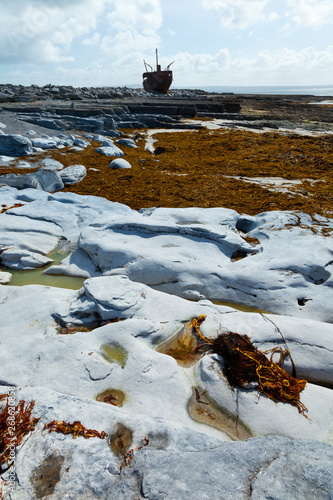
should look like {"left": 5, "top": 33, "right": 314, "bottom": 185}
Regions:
{"left": 0, "top": 395, "right": 40, "bottom": 471}
{"left": 190, "top": 316, "right": 308, "bottom": 416}
{"left": 43, "top": 420, "right": 107, "bottom": 439}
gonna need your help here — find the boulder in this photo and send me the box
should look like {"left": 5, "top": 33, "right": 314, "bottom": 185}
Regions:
{"left": 33, "top": 168, "right": 64, "bottom": 192}
{"left": 116, "top": 138, "right": 137, "bottom": 148}
{"left": 31, "top": 137, "right": 59, "bottom": 149}
{"left": 0, "top": 173, "right": 43, "bottom": 190}
{"left": 39, "top": 159, "right": 64, "bottom": 170}
{"left": 109, "top": 158, "right": 132, "bottom": 169}
{"left": 96, "top": 145, "right": 124, "bottom": 157}
{"left": 0, "top": 169, "right": 65, "bottom": 192}
{"left": 16, "top": 161, "right": 32, "bottom": 169}
{"left": 0, "top": 248, "right": 53, "bottom": 270}
{"left": 74, "top": 138, "right": 90, "bottom": 148}
{"left": 0, "top": 134, "right": 33, "bottom": 156}
{"left": 59, "top": 164, "right": 87, "bottom": 185}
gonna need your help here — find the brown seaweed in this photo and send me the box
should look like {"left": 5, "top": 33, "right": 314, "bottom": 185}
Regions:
{"left": 190, "top": 316, "right": 308, "bottom": 416}
{"left": 0, "top": 395, "right": 40, "bottom": 470}
{"left": 43, "top": 420, "right": 107, "bottom": 439}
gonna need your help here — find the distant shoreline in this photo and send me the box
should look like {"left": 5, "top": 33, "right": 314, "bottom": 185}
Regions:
{"left": 126, "top": 84, "right": 333, "bottom": 97}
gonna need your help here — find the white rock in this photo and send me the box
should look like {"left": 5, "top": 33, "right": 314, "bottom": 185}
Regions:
{"left": 45, "top": 248, "right": 100, "bottom": 278}
{"left": 74, "top": 138, "right": 90, "bottom": 148}
{"left": 78, "top": 208, "right": 333, "bottom": 322}
{"left": 59, "top": 164, "right": 87, "bottom": 185}
{"left": 1, "top": 183, "right": 333, "bottom": 499}
{"left": 15, "top": 161, "right": 32, "bottom": 169}
{"left": 109, "top": 158, "right": 132, "bottom": 169}
{"left": 2, "top": 386, "right": 331, "bottom": 500}
{"left": 0, "top": 271, "right": 12, "bottom": 283}
{"left": 96, "top": 145, "right": 124, "bottom": 157}
{"left": 0, "top": 155, "right": 15, "bottom": 163}
{"left": 1, "top": 248, "right": 53, "bottom": 269}
{"left": 31, "top": 137, "right": 58, "bottom": 149}
{"left": 39, "top": 158, "right": 64, "bottom": 170}
{"left": 101, "top": 138, "right": 115, "bottom": 147}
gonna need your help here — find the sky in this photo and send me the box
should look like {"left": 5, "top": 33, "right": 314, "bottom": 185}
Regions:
{"left": 0, "top": 0, "right": 332, "bottom": 88}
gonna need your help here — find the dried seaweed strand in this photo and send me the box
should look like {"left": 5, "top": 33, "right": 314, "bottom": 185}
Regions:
{"left": 43, "top": 420, "right": 107, "bottom": 439}
{"left": 120, "top": 437, "right": 149, "bottom": 471}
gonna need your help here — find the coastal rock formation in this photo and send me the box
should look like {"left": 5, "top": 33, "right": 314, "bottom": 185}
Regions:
{"left": 1, "top": 90, "right": 333, "bottom": 499}
{"left": 1, "top": 261, "right": 333, "bottom": 498}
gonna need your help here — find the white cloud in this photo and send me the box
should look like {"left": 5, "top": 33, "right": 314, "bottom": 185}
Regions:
{"left": 101, "top": 0, "right": 162, "bottom": 55}
{"left": 172, "top": 46, "right": 333, "bottom": 86}
{"left": 201, "top": 0, "right": 277, "bottom": 28}
{"left": 82, "top": 33, "right": 101, "bottom": 46}
{"left": 286, "top": 0, "right": 333, "bottom": 27}
{"left": 0, "top": 0, "right": 109, "bottom": 64}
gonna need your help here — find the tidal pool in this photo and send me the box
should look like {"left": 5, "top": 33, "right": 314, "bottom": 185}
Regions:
{"left": 101, "top": 343, "right": 128, "bottom": 368}
{"left": 187, "top": 387, "right": 252, "bottom": 441}
{"left": 5, "top": 244, "right": 85, "bottom": 290}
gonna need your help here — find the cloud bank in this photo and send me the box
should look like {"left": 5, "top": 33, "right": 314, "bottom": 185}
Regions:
{"left": 0, "top": 0, "right": 332, "bottom": 87}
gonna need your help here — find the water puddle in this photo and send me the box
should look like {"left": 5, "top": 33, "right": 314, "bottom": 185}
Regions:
{"left": 156, "top": 304, "right": 267, "bottom": 368}
{"left": 5, "top": 243, "right": 85, "bottom": 290}
{"left": 96, "top": 388, "right": 126, "bottom": 407}
{"left": 109, "top": 423, "right": 133, "bottom": 457}
{"left": 188, "top": 387, "right": 252, "bottom": 441}
{"left": 8, "top": 269, "right": 85, "bottom": 289}
{"left": 101, "top": 343, "right": 128, "bottom": 368}
{"left": 212, "top": 300, "right": 270, "bottom": 314}
{"left": 156, "top": 322, "right": 203, "bottom": 367}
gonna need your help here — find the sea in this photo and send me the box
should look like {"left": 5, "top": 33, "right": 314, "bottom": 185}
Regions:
{"left": 189, "top": 85, "right": 333, "bottom": 96}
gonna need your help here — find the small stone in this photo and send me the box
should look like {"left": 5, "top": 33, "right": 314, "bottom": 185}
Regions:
{"left": 0, "top": 271, "right": 12, "bottom": 284}
{"left": 109, "top": 158, "right": 132, "bottom": 169}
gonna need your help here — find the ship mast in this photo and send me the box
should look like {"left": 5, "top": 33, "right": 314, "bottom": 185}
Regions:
{"left": 156, "top": 48, "right": 161, "bottom": 72}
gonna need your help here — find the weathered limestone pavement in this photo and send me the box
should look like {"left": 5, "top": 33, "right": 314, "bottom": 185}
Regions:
{"left": 0, "top": 88, "right": 333, "bottom": 499}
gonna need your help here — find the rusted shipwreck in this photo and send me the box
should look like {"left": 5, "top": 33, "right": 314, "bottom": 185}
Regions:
{"left": 143, "top": 49, "right": 174, "bottom": 94}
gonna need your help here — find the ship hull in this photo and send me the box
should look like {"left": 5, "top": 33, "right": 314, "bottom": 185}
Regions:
{"left": 142, "top": 70, "right": 173, "bottom": 94}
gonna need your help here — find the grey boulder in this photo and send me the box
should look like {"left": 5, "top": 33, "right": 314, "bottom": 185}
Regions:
{"left": 60, "top": 164, "right": 87, "bottom": 185}
{"left": 0, "top": 173, "right": 43, "bottom": 190}
{"left": 0, "top": 169, "right": 64, "bottom": 192}
{"left": 0, "top": 134, "right": 33, "bottom": 156}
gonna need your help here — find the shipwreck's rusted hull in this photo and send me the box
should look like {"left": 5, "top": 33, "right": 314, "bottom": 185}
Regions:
{"left": 142, "top": 70, "right": 173, "bottom": 94}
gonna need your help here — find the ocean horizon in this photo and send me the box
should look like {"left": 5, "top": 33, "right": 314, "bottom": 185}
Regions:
{"left": 184, "top": 84, "right": 333, "bottom": 96}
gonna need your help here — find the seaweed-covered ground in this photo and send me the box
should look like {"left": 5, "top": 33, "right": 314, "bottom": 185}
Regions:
{"left": 1, "top": 93, "right": 332, "bottom": 216}
{"left": 2, "top": 124, "right": 332, "bottom": 217}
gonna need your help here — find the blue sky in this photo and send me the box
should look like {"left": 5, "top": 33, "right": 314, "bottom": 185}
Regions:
{"left": 0, "top": 0, "right": 332, "bottom": 88}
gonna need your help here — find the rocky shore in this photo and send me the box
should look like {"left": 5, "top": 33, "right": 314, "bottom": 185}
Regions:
{"left": 1, "top": 87, "right": 333, "bottom": 499}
